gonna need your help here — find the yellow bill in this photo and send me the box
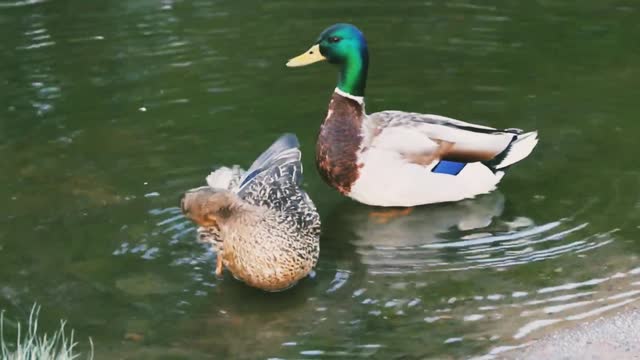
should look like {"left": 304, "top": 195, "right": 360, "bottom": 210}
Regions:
{"left": 286, "top": 44, "right": 326, "bottom": 67}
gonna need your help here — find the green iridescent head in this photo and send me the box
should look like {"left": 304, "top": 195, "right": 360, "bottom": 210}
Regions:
{"left": 287, "top": 23, "right": 369, "bottom": 97}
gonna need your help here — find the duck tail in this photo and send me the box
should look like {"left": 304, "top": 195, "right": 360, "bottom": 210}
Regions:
{"left": 489, "top": 131, "right": 539, "bottom": 170}
{"left": 206, "top": 165, "right": 245, "bottom": 190}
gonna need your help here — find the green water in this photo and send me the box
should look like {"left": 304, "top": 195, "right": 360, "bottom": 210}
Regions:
{"left": 1, "top": 0, "right": 640, "bottom": 359}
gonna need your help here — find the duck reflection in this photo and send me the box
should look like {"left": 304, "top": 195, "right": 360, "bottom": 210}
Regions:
{"left": 325, "top": 192, "right": 506, "bottom": 274}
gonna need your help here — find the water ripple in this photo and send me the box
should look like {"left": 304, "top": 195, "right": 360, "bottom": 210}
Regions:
{"left": 342, "top": 193, "right": 619, "bottom": 276}
{"left": 0, "top": 0, "right": 47, "bottom": 7}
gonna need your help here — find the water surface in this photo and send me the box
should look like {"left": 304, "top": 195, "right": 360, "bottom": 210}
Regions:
{"left": 1, "top": 0, "right": 640, "bottom": 359}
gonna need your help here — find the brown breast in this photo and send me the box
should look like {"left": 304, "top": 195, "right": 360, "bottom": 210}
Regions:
{"left": 315, "top": 93, "right": 364, "bottom": 195}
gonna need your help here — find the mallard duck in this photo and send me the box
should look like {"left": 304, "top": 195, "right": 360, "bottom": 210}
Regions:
{"left": 180, "top": 134, "right": 321, "bottom": 291}
{"left": 286, "top": 23, "right": 538, "bottom": 207}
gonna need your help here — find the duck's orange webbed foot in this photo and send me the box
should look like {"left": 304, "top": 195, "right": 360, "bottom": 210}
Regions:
{"left": 215, "top": 255, "right": 224, "bottom": 278}
{"left": 369, "top": 207, "right": 414, "bottom": 224}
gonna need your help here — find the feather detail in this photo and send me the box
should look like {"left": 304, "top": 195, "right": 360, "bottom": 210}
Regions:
{"left": 238, "top": 133, "right": 301, "bottom": 190}
{"left": 206, "top": 165, "right": 245, "bottom": 190}
{"left": 235, "top": 134, "right": 316, "bottom": 215}
{"left": 492, "top": 131, "right": 539, "bottom": 170}
{"left": 366, "top": 111, "right": 516, "bottom": 163}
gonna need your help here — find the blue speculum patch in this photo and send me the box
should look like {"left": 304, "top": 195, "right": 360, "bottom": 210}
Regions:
{"left": 432, "top": 160, "right": 466, "bottom": 175}
{"left": 240, "top": 169, "right": 260, "bottom": 187}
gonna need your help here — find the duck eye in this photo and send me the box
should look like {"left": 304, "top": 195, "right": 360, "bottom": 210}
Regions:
{"left": 328, "top": 36, "right": 341, "bottom": 43}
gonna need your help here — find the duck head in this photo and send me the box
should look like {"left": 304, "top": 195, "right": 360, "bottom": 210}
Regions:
{"left": 180, "top": 187, "right": 239, "bottom": 228}
{"left": 287, "top": 23, "right": 369, "bottom": 97}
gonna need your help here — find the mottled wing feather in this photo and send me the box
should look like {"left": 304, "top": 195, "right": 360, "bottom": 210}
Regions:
{"left": 238, "top": 133, "right": 300, "bottom": 188}
{"left": 237, "top": 134, "right": 319, "bottom": 232}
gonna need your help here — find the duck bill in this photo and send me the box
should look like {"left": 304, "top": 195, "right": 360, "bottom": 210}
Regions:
{"left": 286, "top": 44, "right": 326, "bottom": 67}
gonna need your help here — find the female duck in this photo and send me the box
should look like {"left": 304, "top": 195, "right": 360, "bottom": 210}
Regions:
{"left": 287, "top": 24, "right": 538, "bottom": 207}
{"left": 180, "top": 134, "right": 320, "bottom": 291}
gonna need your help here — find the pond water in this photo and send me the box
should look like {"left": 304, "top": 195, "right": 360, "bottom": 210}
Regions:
{"left": 1, "top": 0, "right": 639, "bottom": 359}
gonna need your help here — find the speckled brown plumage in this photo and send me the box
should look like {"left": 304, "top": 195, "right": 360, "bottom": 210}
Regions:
{"left": 316, "top": 92, "right": 364, "bottom": 195}
{"left": 180, "top": 134, "right": 320, "bottom": 292}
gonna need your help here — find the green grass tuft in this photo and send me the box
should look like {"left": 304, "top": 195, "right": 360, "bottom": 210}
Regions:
{"left": 0, "top": 305, "right": 93, "bottom": 360}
